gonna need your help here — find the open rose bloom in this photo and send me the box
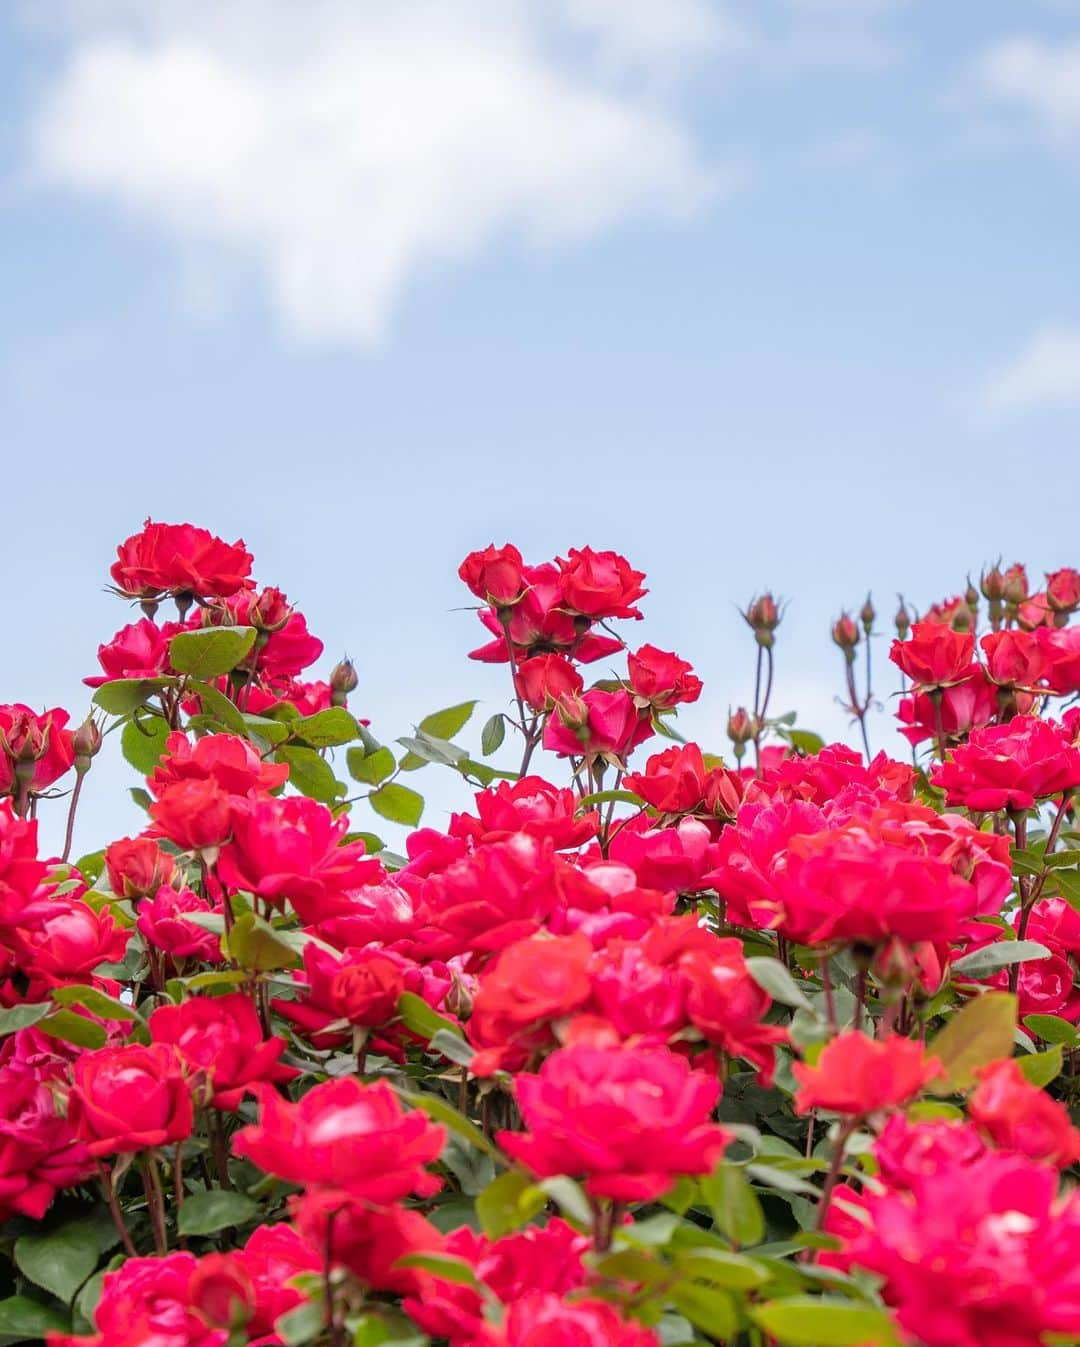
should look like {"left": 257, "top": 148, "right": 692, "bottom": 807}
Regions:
{"left": 0, "top": 522, "right": 1077, "bottom": 1347}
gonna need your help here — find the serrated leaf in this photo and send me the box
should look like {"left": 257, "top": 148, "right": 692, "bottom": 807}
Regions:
{"left": 168, "top": 626, "right": 257, "bottom": 678}
{"left": 397, "top": 733, "right": 466, "bottom": 768}
{"left": 347, "top": 745, "right": 396, "bottom": 785}
{"left": 177, "top": 1189, "right": 258, "bottom": 1236}
{"left": 370, "top": 782, "right": 424, "bottom": 827}
{"left": 419, "top": 702, "right": 477, "bottom": 740}
{"left": 92, "top": 678, "right": 171, "bottom": 716}
{"left": 187, "top": 680, "right": 249, "bottom": 735}
{"left": 275, "top": 745, "right": 345, "bottom": 803}
{"left": 481, "top": 714, "right": 506, "bottom": 756}
{"left": 290, "top": 708, "right": 360, "bottom": 748}
{"left": 121, "top": 715, "right": 173, "bottom": 775}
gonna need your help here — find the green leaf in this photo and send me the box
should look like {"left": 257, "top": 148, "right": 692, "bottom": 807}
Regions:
{"left": 1017, "top": 1044, "right": 1064, "bottom": 1087}
{"left": 177, "top": 1189, "right": 259, "bottom": 1236}
{"left": 673, "top": 1248, "right": 769, "bottom": 1290}
{"left": 38, "top": 1010, "right": 108, "bottom": 1049}
{"left": 370, "top": 782, "right": 424, "bottom": 827}
{"left": 228, "top": 912, "right": 303, "bottom": 971}
{"left": 290, "top": 708, "right": 360, "bottom": 748}
{"left": 700, "top": 1163, "right": 765, "bottom": 1248}
{"left": 1023, "top": 1014, "right": 1079, "bottom": 1047}
{"left": 168, "top": 626, "right": 257, "bottom": 678}
{"left": 121, "top": 715, "right": 173, "bottom": 775}
{"left": 537, "top": 1175, "right": 591, "bottom": 1226}
{"left": 92, "top": 678, "right": 170, "bottom": 716}
{"left": 928, "top": 991, "right": 1017, "bottom": 1091}
{"left": 0, "top": 1295, "right": 70, "bottom": 1338}
{"left": 419, "top": 702, "right": 477, "bottom": 740}
{"left": 475, "top": 1170, "right": 546, "bottom": 1238}
{"left": 746, "top": 957, "right": 815, "bottom": 1012}
{"left": 398, "top": 1090, "right": 502, "bottom": 1160}
{"left": 187, "top": 680, "right": 250, "bottom": 735}
{"left": 397, "top": 991, "right": 457, "bottom": 1041}
{"left": 430, "top": 1028, "right": 476, "bottom": 1068}
{"left": 395, "top": 1253, "right": 479, "bottom": 1286}
{"left": 15, "top": 1221, "right": 100, "bottom": 1304}
{"left": 481, "top": 714, "right": 506, "bottom": 756}
{"left": 751, "top": 1297, "right": 897, "bottom": 1347}
{"left": 1054, "top": 868, "right": 1080, "bottom": 909}
{"left": 51, "top": 984, "right": 144, "bottom": 1026}
{"left": 275, "top": 745, "right": 345, "bottom": 803}
{"left": 0, "top": 1002, "right": 51, "bottom": 1037}
{"left": 577, "top": 789, "right": 644, "bottom": 808}
{"left": 397, "top": 733, "right": 467, "bottom": 768}
{"left": 347, "top": 745, "right": 396, "bottom": 785}
{"left": 669, "top": 1283, "right": 737, "bottom": 1339}
{"left": 951, "top": 940, "right": 1050, "bottom": 979}
{"left": 782, "top": 728, "right": 827, "bottom": 755}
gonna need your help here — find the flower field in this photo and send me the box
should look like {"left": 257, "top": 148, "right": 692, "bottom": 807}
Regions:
{"left": 2, "top": 523, "right": 1080, "bottom": 1347}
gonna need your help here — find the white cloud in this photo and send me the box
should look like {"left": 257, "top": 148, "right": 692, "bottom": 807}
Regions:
{"left": 29, "top": 0, "right": 726, "bottom": 345}
{"left": 983, "top": 325, "right": 1080, "bottom": 412}
{"left": 976, "top": 36, "right": 1080, "bottom": 136}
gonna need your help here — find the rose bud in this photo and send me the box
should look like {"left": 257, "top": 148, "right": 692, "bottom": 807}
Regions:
{"left": 248, "top": 586, "right": 293, "bottom": 634}
{"left": 726, "top": 707, "right": 757, "bottom": 762}
{"left": 1003, "top": 562, "right": 1029, "bottom": 607}
{"left": 894, "top": 597, "right": 911, "bottom": 641}
{"left": 1047, "top": 568, "right": 1080, "bottom": 616}
{"left": 189, "top": 1254, "right": 256, "bottom": 1331}
{"left": 981, "top": 565, "right": 1006, "bottom": 602}
{"left": 832, "top": 613, "right": 859, "bottom": 660}
{"left": 105, "top": 835, "right": 176, "bottom": 902}
{"left": 330, "top": 657, "right": 359, "bottom": 706}
{"left": 743, "top": 593, "right": 781, "bottom": 647}
{"left": 859, "top": 594, "right": 875, "bottom": 636}
{"left": 71, "top": 716, "right": 103, "bottom": 773}
{"left": 458, "top": 544, "right": 526, "bottom": 607}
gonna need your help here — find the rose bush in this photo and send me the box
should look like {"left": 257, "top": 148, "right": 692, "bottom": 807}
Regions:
{"left": 0, "top": 525, "right": 1079, "bottom": 1346}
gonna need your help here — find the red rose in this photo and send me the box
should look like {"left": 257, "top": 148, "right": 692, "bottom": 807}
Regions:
{"left": 187, "top": 1253, "right": 255, "bottom": 1331}
{"left": 969, "top": 1058, "right": 1080, "bottom": 1167}
{"left": 273, "top": 943, "right": 407, "bottom": 1049}
{"left": 84, "top": 619, "right": 174, "bottom": 688}
{"left": 136, "top": 885, "right": 224, "bottom": 964}
{"left": 627, "top": 644, "right": 703, "bottom": 709}
{"left": 469, "top": 563, "right": 623, "bottom": 664}
{"left": 203, "top": 591, "right": 323, "bottom": 679}
{"left": 68, "top": 1043, "right": 194, "bottom": 1156}
{"left": 625, "top": 743, "right": 743, "bottom": 818}
{"left": 450, "top": 776, "right": 598, "bottom": 850}
{"left": 1047, "top": 567, "right": 1080, "bottom": 614}
{"left": 294, "top": 1192, "right": 445, "bottom": 1296}
{"left": 239, "top": 1224, "right": 320, "bottom": 1337}
{"left": 50, "top": 1252, "right": 217, "bottom": 1347}
{"left": 932, "top": 716, "right": 1080, "bottom": 812}
{"left": 149, "top": 993, "right": 297, "bottom": 1110}
{"left": 543, "top": 689, "right": 653, "bottom": 760}
{"left": 500, "top": 1043, "right": 730, "bottom": 1201}
{"left": 0, "top": 1066, "right": 93, "bottom": 1222}
{"left": 898, "top": 667, "right": 997, "bottom": 747}
{"left": 110, "top": 519, "right": 254, "bottom": 602}
{"left": 514, "top": 653, "right": 584, "bottom": 712}
{"left": 233, "top": 1077, "right": 445, "bottom": 1200}
{"left": 981, "top": 630, "right": 1049, "bottom": 688}
{"left": 14, "top": 895, "right": 129, "bottom": 988}
{"left": 557, "top": 547, "right": 647, "bottom": 620}
{"left": 105, "top": 835, "right": 175, "bottom": 901}
{"left": 793, "top": 1032, "right": 942, "bottom": 1115}
{"left": 890, "top": 622, "right": 975, "bottom": 687}
{"left": 149, "top": 778, "right": 234, "bottom": 853}
{"left": 148, "top": 730, "right": 289, "bottom": 800}
{"left": 0, "top": 705, "right": 75, "bottom": 797}
{"left": 217, "top": 795, "right": 383, "bottom": 923}
{"left": 501, "top": 1294, "right": 660, "bottom": 1347}
{"left": 459, "top": 543, "right": 526, "bottom": 606}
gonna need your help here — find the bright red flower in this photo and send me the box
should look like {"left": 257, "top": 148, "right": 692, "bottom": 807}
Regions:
{"left": 514, "top": 653, "right": 583, "bottom": 712}
{"left": 873, "top": 1114, "right": 990, "bottom": 1190}
{"left": 1039, "top": 625, "right": 1080, "bottom": 695}
{"left": 84, "top": 618, "right": 174, "bottom": 687}
{"left": 557, "top": 547, "right": 647, "bottom": 620}
{"left": 148, "top": 731, "right": 289, "bottom": 800}
{"left": 136, "top": 886, "right": 224, "bottom": 964}
{"left": 890, "top": 622, "right": 975, "bottom": 687}
{"left": 68, "top": 1043, "right": 194, "bottom": 1157}
{"left": 500, "top": 1043, "right": 730, "bottom": 1201}
{"left": 272, "top": 943, "right": 407, "bottom": 1049}
{"left": 47, "top": 1252, "right": 223, "bottom": 1347}
{"left": 105, "top": 834, "right": 175, "bottom": 900}
{"left": 13, "top": 895, "right": 129, "bottom": 988}
{"left": 239, "top": 1224, "right": 320, "bottom": 1338}
{"left": 187, "top": 1253, "right": 255, "bottom": 1332}
{"left": 981, "top": 630, "right": 1049, "bottom": 689}
{"left": 607, "top": 816, "right": 714, "bottom": 893}
{"left": 1047, "top": 567, "right": 1080, "bottom": 614}
{"left": 469, "top": 563, "right": 623, "bottom": 664}
{"left": 0, "top": 1065, "right": 93, "bottom": 1222}
{"left": 792, "top": 1032, "right": 942, "bottom": 1115}
{"left": 468, "top": 933, "right": 594, "bottom": 1075}
{"left": 898, "top": 667, "right": 998, "bottom": 747}
{"left": 450, "top": 776, "right": 598, "bottom": 851}
{"left": 110, "top": 519, "right": 254, "bottom": 602}
{"left": 625, "top": 743, "right": 744, "bottom": 818}
{"left": 543, "top": 689, "right": 652, "bottom": 760}
{"left": 498, "top": 1294, "right": 660, "bottom": 1347}
{"left": 0, "top": 804, "right": 47, "bottom": 933}
{"left": 0, "top": 705, "right": 75, "bottom": 797}
{"left": 149, "top": 778, "right": 235, "bottom": 853}
{"left": 932, "top": 716, "right": 1080, "bottom": 812}
{"left": 294, "top": 1191, "right": 445, "bottom": 1296}
{"left": 969, "top": 1058, "right": 1080, "bottom": 1167}
{"left": 459, "top": 544, "right": 526, "bottom": 606}
{"left": 627, "top": 644, "right": 703, "bottom": 710}
{"left": 217, "top": 795, "right": 383, "bottom": 923}
{"left": 149, "top": 993, "right": 297, "bottom": 1111}
{"left": 232, "top": 1077, "right": 445, "bottom": 1200}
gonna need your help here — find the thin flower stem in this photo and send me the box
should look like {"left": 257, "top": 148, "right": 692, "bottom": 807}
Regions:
{"left": 97, "top": 1161, "right": 137, "bottom": 1257}
{"left": 61, "top": 768, "right": 87, "bottom": 863}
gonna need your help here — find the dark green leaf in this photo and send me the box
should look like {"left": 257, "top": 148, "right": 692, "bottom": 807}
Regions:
{"left": 951, "top": 940, "right": 1049, "bottom": 979}
{"left": 38, "top": 1010, "right": 108, "bottom": 1049}
{"left": 51, "top": 985, "right": 145, "bottom": 1029}
{"left": 275, "top": 746, "right": 345, "bottom": 803}
{"left": 92, "top": 678, "right": 170, "bottom": 716}
{"left": 397, "top": 991, "right": 456, "bottom": 1040}
{"left": 187, "top": 680, "right": 249, "bottom": 735}
{"left": 0, "top": 1002, "right": 51, "bottom": 1037}
{"left": 0, "top": 1296, "right": 70, "bottom": 1338}
{"left": 347, "top": 745, "right": 396, "bottom": 785}
{"left": 15, "top": 1221, "right": 100, "bottom": 1304}
{"left": 120, "top": 715, "right": 172, "bottom": 775}
{"left": 577, "top": 789, "right": 643, "bottom": 808}
{"left": 177, "top": 1189, "right": 259, "bottom": 1236}
{"left": 481, "top": 714, "right": 506, "bottom": 756}
{"left": 700, "top": 1163, "right": 765, "bottom": 1247}
{"left": 168, "top": 626, "right": 257, "bottom": 678}
{"left": 290, "top": 708, "right": 360, "bottom": 748}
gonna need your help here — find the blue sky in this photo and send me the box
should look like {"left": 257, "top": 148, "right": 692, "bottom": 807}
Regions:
{"left": 3, "top": 0, "right": 1079, "bottom": 852}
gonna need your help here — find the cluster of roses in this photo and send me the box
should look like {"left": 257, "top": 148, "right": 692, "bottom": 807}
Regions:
{"left": 4, "top": 523, "right": 1080, "bottom": 1347}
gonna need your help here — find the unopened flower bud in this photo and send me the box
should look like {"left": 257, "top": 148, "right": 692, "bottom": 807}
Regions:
{"left": 832, "top": 613, "right": 859, "bottom": 660}
{"left": 743, "top": 593, "right": 781, "bottom": 648}
{"left": 249, "top": 586, "right": 292, "bottom": 634}
{"left": 950, "top": 600, "right": 974, "bottom": 634}
{"left": 980, "top": 565, "right": 1006, "bottom": 602}
{"left": 859, "top": 594, "right": 875, "bottom": 636}
{"left": 726, "top": 707, "right": 757, "bottom": 763}
{"left": 72, "top": 716, "right": 103, "bottom": 772}
{"left": 894, "top": 597, "right": 911, "bottom": 641}
{"left": 1002, "top": 563, "right": 1028, "bottom": 607}
{"left": 330, "top": 657, "right": 359, "bottom": 707}
{"left": 964, "top": 577, "right": 979, "bottom": 610}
